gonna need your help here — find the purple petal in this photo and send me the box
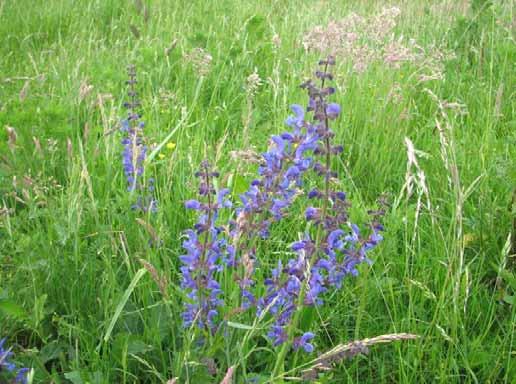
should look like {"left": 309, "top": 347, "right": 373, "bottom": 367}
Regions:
{"left": 326, "top": 103, "right": 341, "bottom": 119}
{"left": 185, "top": 200, "right": 201, "bottom": 210}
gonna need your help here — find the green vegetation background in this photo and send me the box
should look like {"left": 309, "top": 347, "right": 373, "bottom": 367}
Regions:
{"left": 0, "top": 0, "right": 514, "bottom": 383}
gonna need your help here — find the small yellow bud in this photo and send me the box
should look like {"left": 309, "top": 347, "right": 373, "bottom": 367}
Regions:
{"left": 158, "top": 153, "right": 165, "bottom": 159}
{"left": 166, "top": 142, "right": 176, "bottom": 150}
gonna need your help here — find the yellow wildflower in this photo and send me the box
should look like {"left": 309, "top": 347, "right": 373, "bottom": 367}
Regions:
{"left": 166, "top": 142, "right": 176, "bottom": 150}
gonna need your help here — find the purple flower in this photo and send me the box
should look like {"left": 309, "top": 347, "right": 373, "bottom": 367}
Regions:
{"left": 268, "top": 326, "right": 288, "bottom": 346}
{"left": 364, "top": 230, "right": 383, "bottom": 250}
{"left": 293, "top": 332, "right": 315, "bottom": 353}
{"left": 308, "top": 188, "right": 321, "bottom": 199}
{"left": 179, "top": 161, "right": 232, "bottom": 332}
{"left": 305, "top": 207, "right": 320, "bottom": 221}
{"left": 0, "top": 338, "right": 29, "bottom": 384}
{"left": 0, "top": 338, "right": 15, "bottom": 372}
{"left": 285, "top": 104, "right": 305, "bottom": 128}
{"left": 185, "top": 200, "right": 202, "bottom": 210}
{"left": 270, "top": 198, "right": 289, "bottom": 219}
{"left": 326, "top": 103, "right": 341, "bottom": 119}
{"left": 345, "top": 223, "right": 361, "bottom": 244}
{"left": 15, "top": 368, "right": 29, "bottom": 384}
{"left": 241, "top": 288, "right": 256, "bottom": 309}
{"left": 120, "top": 65, "right": 157, "bottom": 213}
{"left": 285, "top": 276, "right": 301, "bottom": 295}
{"left": 327, "top": 229, "right": 345, "bottom": 250}
{"left": 305, "top": 268, "right": 326, "bottom": 305}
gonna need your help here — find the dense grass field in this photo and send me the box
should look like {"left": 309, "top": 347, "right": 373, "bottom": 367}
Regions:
{"left": 1, "top": 0, "right": 515, "bottom": 383}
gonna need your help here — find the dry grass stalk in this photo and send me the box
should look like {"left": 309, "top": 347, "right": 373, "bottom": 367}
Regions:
{"left": 220, "top": 366, "right": 235, "bottom": 384}
{"left": 0, "top": 204, "right": 13, "bottom": 217}
{"left": 165, "top": 38, "right": 178, "bottom": 56}
{"left": 494, "top": 82, "right": 504, "bottom": 118}
{"left": 94, "top": 93, "right": 115, "bottom": 137}
{"left": 229, "top": 149, "right": 261, "bottom": 164}
{"left": 184, "top": 48, "right": 212, "bottom": 76}
{"left": 79, "top": 79, "right": 94, "bottom": 102}
{"left": 396, "top": 137, "right": 435, "bottom": 236}
{"left": 19, "top": 80, "right": 30, "bottom": 102}
{"left": 138, "top": 258, "right": 169, "bottom": 300}
{"left": 5, "top": 126, "right": 17, "bottom": 150}
{"left": 201, "top": 357, "right": 218, "bottom": 376}
{"left": 33, "top": 136, "right": 42, "bottom": 154}
{"left": 300, "top": 333, "right": 419, "bottom": 380}
{"left": 241, "top": 251, "right": 255, "bottom": 283}
{"left": 303, "top": 7, "right": 454, "bottom": 76}
{"left": 83, "top": 122, "right": 90, "bottom": 142}
{"left": 244, "top": 71, "right": 262, "bottom": 97}
{"left": 241, "top": 70, "right": 262, "bottom": 147}
{"left": 425, "top": 88, "right": 482, "bottom": 316}
{"left": 272, "top": 33, "right": 281, "bottom": 48}
{"left": 135, "top": 217, "right": 161, "bottom": 244}
{"left": 67, "top": 137, "right": 73, "bottom": 158}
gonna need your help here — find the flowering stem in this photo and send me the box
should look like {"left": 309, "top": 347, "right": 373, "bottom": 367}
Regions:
{"left": 271, "top": 65, "right": 333, "bottom": 380}
{"left": 127, "top": 72, "right": 138, "bottom": 194}
{"left": 198, "top": 163, "right": 213, "bottom": 327}
{"left": 232, "top": 156, "right": 288, "bottom": 311}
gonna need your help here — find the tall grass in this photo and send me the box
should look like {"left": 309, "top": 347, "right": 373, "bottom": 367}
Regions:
{"left": 0, "top": 0, "right": 514, "bottom": 383}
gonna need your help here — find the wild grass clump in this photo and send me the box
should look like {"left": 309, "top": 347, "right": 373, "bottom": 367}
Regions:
{"left": 0, "top": 1, "right": 514, "bottom": 383}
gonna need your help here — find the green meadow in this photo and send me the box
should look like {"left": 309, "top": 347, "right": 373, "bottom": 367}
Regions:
{"left": 0, "top": 0, "right": 514, "bottom": 383}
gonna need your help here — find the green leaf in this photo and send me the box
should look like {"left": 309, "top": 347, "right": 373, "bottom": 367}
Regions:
{"left": 39, "top": 340, "right": 64, "bottom": 364}
{"left": 0, "top": 299, "right": 27, "bottom": 319}
{"left": 127, "top": 338, "right": 153, "bottom": 355}
{"left": 227, "top": 321, "right": 254, "bottom": 330}
{"left": 499, "top": 270, "right": 516, "bottom": 290}
{"left": 247, "top": 373, "right": 270, "bottom": 384}
{"left": 90, "top": 372, "right": 103, "bottom": 384}
{"left": 491, "top": 262, "right": 516, "bottom": 290}
{"left": 64, "top": 371, "right": 83, "bottom": 384}
{"left": 99, "top": 268, "right": 147, "bottom": 348}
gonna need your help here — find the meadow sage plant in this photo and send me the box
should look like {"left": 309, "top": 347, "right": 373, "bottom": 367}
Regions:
{"left": 268, "top": 57, "right": 385, "bottom": 376}
{"left": 120, "top": 65, "right": 157, "bottom": 213}
{"left": 181, "top": 57, "right": 387, "bottom": 379}
{"left": 181, "top": 161, "right": 233, "bottom": 332}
